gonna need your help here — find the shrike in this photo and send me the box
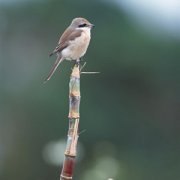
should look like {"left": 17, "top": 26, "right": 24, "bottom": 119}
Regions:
{"left": 44, "top": 17, "right": 94, "bottom": 82}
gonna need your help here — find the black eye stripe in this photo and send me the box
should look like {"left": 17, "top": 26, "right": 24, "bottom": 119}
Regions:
{"left": 78, "top": 23, "right": 87, "bottom": 27}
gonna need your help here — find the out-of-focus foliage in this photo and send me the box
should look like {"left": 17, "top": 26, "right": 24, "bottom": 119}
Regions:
{"left": 0, "top": 0, "right": 180, "bottom": 180}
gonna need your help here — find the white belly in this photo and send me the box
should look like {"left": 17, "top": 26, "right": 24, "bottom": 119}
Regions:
{"left": 62, "top": 29, "right": 91, "bottom": 60}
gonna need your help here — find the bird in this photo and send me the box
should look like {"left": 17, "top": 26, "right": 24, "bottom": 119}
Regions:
{"left": 44, "top": 17, "right": 94, "bottom": 83}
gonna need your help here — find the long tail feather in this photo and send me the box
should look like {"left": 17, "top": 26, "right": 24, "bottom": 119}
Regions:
{"left": 49, "top": 52, "right": 54, "bottom": 57}
{"left": 44, "top": 55, "right": 64, "bottom": 83}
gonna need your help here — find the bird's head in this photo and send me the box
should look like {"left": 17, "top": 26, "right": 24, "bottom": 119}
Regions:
{"left": 70, "top": 17, "right": 95, "bottom": 29}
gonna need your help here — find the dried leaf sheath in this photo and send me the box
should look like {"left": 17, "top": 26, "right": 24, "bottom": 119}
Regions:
{"left": 60, "top": 64, "right": 80, "bottom": 180}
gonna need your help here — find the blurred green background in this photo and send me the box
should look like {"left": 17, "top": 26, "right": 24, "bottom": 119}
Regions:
{"left": 1, "top": 0, "right": 180, "bottom": 180}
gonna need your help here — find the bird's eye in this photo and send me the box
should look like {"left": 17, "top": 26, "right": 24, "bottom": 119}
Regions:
{"left": 78, "top": 23, "right": 87, "bottom": 28}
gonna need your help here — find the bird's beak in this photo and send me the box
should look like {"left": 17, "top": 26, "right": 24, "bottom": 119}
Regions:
{"left": 89, "top": 24, "right": 95, "bottom": 29}
{"left": 91, "top": 24, "right": 95, "bottom": 28}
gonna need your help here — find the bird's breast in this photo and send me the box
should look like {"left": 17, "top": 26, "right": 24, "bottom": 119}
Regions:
{"left": 62, "top": 29, "right": 91, "bottom": 60}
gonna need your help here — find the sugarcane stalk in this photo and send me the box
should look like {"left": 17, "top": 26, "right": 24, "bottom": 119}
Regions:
{"left": 60, "top": 63, "right": 80, "bottom": 180}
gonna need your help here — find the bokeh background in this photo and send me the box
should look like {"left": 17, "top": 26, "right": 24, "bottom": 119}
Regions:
{"left": 1, "top": 0, "right": 180, "bottom": 180}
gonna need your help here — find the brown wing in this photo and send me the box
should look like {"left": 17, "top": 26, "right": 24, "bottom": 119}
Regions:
{"left": 49, "top": 28, "right": 82, "bottom": 56}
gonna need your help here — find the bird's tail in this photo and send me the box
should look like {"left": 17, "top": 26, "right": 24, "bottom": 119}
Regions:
{"left": 49, "top": 52, "right": 54, "bottom": 57}
{"left": 44, "top": 54, "right": 64, "bottom": 83}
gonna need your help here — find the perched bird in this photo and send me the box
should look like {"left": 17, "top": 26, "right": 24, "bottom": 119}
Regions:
{"left": 44, "top": 17, "right": 94, "bottom": 83}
